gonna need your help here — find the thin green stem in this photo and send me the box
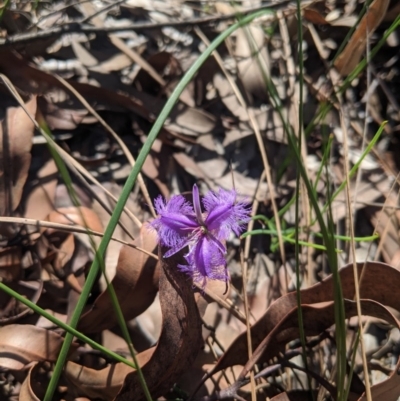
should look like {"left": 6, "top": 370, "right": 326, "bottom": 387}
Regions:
{"left": 293, "top": 1, "right": 312, "bottom": 395}
{"left": 42, "top": 9, "right": 274, "bottom": 401}
{"left": 243, "top": 228, "right": 379, "bottom": 244}
{"left": 321, "top": 122, "right": 386, "bottom": 215}
{"left": 0, "top": 281, "right": 136, "bottom": 369}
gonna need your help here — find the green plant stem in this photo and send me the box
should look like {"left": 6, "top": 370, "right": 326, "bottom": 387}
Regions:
{"left": 321, "top": 123, "right": 386, "bottom": 215}
{"left": 42, "top": 9, "right": 274, "bottom": 401}
{"left": 0, "top": 281, "right": 136, "bottom": 369}
{"left": 244, "top": 224, "right": 379, "bottom": 242}
{"left": 293, "top": 1, "right": 313, "bottom": 393}
{"left": 314, "top": 133, "right": 334, "bottom": 191}
{"left": 304, "top": 15, "right": 400, "bottom": 139}
{"left": 243, "top": 228, "right": 378, "bottom": 244}
{"left": 40, "top": 94, "right": 146, "bottom": 384}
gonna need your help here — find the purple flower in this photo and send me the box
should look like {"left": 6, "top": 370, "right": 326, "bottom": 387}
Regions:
{"left": 150, "top": 184, "right": 250, "bottom": 285}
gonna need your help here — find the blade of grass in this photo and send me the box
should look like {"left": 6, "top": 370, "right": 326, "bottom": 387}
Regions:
{"left": 304, "top": 15, "right": 400, "bottom": 139}
{"left": 243, "top": 228, "right": 378, "bottom": 247}
{"left": 321, "top": 122, "right": 386, "bottom": 215}
{"left": 314, "top": 133, "right": 334, "bottom": 191}
{"left": 0, "top": 74, "right": 152, "bottom": 401}
{"left": 39, "top": 9, "right": 277, "bottom": 401}
{"left": 0, "top": 281, "right": 137, "bottom": 369}
{"left": 259, "top": 122, "right": 385, "bottom": 237}
{"left": 292, "top": 0, "right": 314, "bottom": 396}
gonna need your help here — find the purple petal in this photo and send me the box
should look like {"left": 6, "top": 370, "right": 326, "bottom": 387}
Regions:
{"left": 203, "top": 188, "right": 250, "bottom": 238}
{"left": 192, "top": 184, "right": 205, "bottom": 226}
{"left": 154, "top": 194, "right": 194, "bottom": 217}
{"left": 163, "top": 236, "right": 192, "bottom": 258}
{"left": 207, "top": 232, "right": 226, "bottom": 254}
{"left": 150, "top": 194, "right": 199, "bottom": 251}
{"left": 185, "top": 235, "right": 227, "bottom": 280}
{"left": 158, "top": 212, "right": 198, "bottom": 233}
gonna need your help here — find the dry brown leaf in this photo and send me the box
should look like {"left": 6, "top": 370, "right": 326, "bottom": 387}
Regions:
{"left": 303, "top": 8, "right": 329, "bottom": 25}
{"left": 19, "top": 362, "right": 42, "bottom": 401}
{"left": 65, "top": 357, "right": 142, "bottom": 400}
{"left": 334, "top": 0, "right": 391, "bottom": 76}
{"left": 0, "top": 96, "right": 36, "bottom": 228}
{"left": 53, "top": 233, "right": 75, "bottom": 275}
{"left": 44, "top": 206, "right": 103, "bottom": 234}
{"left": 65, "top": 348, "right": 154, "bottom": 400}
{"left": 78, "top": 226, "right": 159, "bottom": 333}
{"left": 0, "top": 324, "right": 75, "bottom": 370}
{"left": 115, "top": 245, "right": 203, "bottom": 400}
{"left": 23, "top": 158, "right": 58, "bottom": 221}
{"left": 210, "top": 262, "right": 400, "bottom": 400}
{"left": 214, "top": 261, "right": 400, "bottom": 372}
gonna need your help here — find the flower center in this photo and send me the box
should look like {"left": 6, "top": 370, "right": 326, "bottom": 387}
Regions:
{"left": 200, "top": 225, "right": 208, "bottom": 235}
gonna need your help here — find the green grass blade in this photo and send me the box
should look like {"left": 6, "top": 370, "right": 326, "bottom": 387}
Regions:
{"left": 0, "top": 281, "right": 136, "bottom": 368}
{"left": 43, "top": 9, "right": 275, "bottom": 401}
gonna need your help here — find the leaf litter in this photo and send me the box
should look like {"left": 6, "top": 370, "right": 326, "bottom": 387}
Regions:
{"left": 0, "top": 1, "right": 399, "bottom": 400}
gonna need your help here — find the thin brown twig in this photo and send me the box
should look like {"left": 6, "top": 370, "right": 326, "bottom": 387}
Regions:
{"left": 0, "top": 216, "right": 158, "bottom": 260}
{"left": 0, "top": 74, "right": 143, "bottom": 234}
{"left": 0, "top": 1, "right": 293, "bottom": 48}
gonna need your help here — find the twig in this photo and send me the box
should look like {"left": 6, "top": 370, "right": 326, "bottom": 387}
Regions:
{"left": 0, "top": 1, "right": 292, "bottom": 48}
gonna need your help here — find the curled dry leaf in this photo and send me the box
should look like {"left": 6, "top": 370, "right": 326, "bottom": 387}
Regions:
{"left": 210, "top": 262, "right": 400, "bottom": 400}
{"left": 213, "top": 262, "right": 400, "bottom": 372}
{"left": 65, "top": 349, "right": 153, "bottom": 400}
{"left": 303, "top": 8, "right": 329, "bottom": 25}
{"left": 224, "top": 299, "right": 398, "bottom": 400}
{"left": 0, "top": 95, "right": 36, "bottom": 214}
{"left": 0, "top": 324, "right": 76, "bottom": 370}
{"left": 66, "top": 243, "right": 218, "bottom": 401}
{"left": 66, "top": 257, "right": 230, "bottom": 400}
{"left": 19, "top": 362, "right": 42, "bottom": 401}
{"left": 78, "top": 226, "right": 159, "bottom": 333}
{"left": 115, "top": 244, "right": 203, "bottom": 400}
